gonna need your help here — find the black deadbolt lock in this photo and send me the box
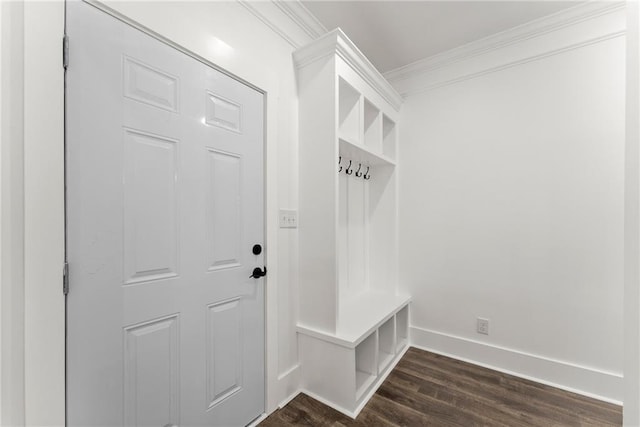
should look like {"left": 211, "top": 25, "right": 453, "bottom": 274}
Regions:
{"left": 252, "top": 244, "right": 262, "bottom": 255}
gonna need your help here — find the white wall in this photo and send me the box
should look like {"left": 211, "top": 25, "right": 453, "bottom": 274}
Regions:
{"left": 396, "top": 4, "right": 626, "bottom": 402}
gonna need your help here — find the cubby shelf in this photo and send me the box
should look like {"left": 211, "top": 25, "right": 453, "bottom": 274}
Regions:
{"left": 294, "top": 28, "right": 406, "bottom": 418}
{"left": 355, "top": 371, "right": 377, "bottom": 400}
{"left": 355, "top": 333, "right": 377, "bottom": 400}
{"left": 297, "top": 302, "right": 410, "bottom": 417}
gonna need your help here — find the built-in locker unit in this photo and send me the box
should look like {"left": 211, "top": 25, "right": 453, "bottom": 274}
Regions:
{"left": 294, "top": 28, "right": 410, "bottom": 417}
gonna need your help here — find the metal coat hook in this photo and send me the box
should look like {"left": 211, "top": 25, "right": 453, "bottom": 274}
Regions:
{"left": 338, "top": 156, "right": 342, "bottom": 173}
{"left": 355, "top": 163, "right": 363, "bottom": 177}
{"left": 363, "top": 166, "right": 371, "bottom": 180}
{"left": 345, "top": 160, "right": 353, "bottom": 175}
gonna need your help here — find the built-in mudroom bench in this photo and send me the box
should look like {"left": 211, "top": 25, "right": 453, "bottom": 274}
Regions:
{"left": 294, "top": 28, "right": 409, "bottom": 417}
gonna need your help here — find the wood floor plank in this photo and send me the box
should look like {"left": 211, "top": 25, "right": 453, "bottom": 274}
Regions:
{"left": 385, "top": 369, "right": 533, "bottom": 427}
{"left": 377, "top": 379, "right": 511, "bottom": 427}
{"left": 403, "top": 347, "right": 618, "bottom": 422}
{"left": 260, "top": 348, "right": 622, "bottom": 427}
{"left": 365, "top": 393, "right": 436, "bottom": 426}
{"left": 396, "top": 353, "right": 618, "bottom": 426}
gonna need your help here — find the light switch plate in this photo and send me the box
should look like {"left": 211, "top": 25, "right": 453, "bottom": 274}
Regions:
{"left": 279, "top": 209, "right": 298, "bottom": 228}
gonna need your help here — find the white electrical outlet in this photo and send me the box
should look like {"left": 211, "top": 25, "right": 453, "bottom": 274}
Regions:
{"left": 279, "top": 209, "right": 298, "bottom": 228}
{"left": 477, "top": 318, "right": 489, "bottom": 335}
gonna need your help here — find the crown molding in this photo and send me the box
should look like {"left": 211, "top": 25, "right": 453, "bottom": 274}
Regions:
{"left": 412, "top": 29, "right": 625, "bottom": 97}
{"left": 273, "top": 1, "right": 327, "bottom": 41}
{"left": 237, "top": 0, "right": 327, "bottom": 49}
{"left": 293, "top": 28, "right": 403, "bottom": 111}
{"left": 384, "top": 1, "right": 626, "bottom": 89}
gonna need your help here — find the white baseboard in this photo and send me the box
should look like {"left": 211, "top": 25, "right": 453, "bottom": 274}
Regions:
{"left": 277, "top": 363, "right": 301, "bottom": 408}
{"left": 247, "top": 413, "right": 268, "bottom": 427}
{"left": 410, "top": 326, "right": 623, "bottom": 405}
{"left": 278, "top": 388, "right": 301, "bottom": 409}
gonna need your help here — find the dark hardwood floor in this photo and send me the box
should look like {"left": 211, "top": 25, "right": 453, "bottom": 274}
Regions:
{"left": 260, "top": 347, "right": 622, "bottom": 426}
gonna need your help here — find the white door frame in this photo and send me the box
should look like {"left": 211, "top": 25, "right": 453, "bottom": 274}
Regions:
{"left": 0, "top": 1, "right": 282, "bottom": 424}
{"left": 625, "top": 1, "right": 640, "bottom": 425}
{"left": 1, "top": 1, "right": 66, "bottom": 425}
{"left": 1, "top": 2, "right": 27, "bottom": 425}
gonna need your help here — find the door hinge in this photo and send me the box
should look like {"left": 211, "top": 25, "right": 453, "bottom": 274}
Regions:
{"left": 63, "top": 262, "right": 69, "bottom": 295}
{"left": 63, "top": 35, "right": 69, "bottom": 69}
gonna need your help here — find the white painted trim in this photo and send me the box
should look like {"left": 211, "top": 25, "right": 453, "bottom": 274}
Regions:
{"left": 414, "top": 30, "right": 625, "bottom": 96}
{"left": 292, "top": 28, "right": 403, "bottom": 111}
{"left": 625, "top": 1, "right": 640, "bottom": 425}
{"left": 278, "top": 389, "right": 301, "bottom": 409}
{"left": 277, "top": 363, "right": 300, "bottom": 382}
{"left": 272, "top": 1, "right": 327, "bottom": 41}
{"left": 410, "top": 326, "right": 623, "bottom": 405}
{"left": 247, "top": 412, "right": 269, "bottom": 427}
{"left": 386, "top": 1, "right": 626, "bottom": 97}
{"left": 0, "top": 1, "right": 26, "bottom": 424}
{"left": 0, "top": 0, "right": 3, "bottom": 414}
{"left": 23, "top": 2, "right": 66, "bottom": 424}
{"left": 237, "top": 0, "right": 319, "bottom": 49}
{"left": 90, "top": 1, "right": 263, "bottom": 94}
{"left": 276, "top": 363, "right": 301, "bottom": 412}
{"left": 385, "top": 1, "right": 624, "bottom": 82}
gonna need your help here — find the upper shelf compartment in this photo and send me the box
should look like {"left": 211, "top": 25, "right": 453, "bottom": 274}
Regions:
{"left": 383, "top": 115, "right": 397, "bottom": 160}
{"left": 364, "top": 99, "right": 382, "bottom": 152}
{"left": 338, "top": 78, "right": 361, "bottom": 145}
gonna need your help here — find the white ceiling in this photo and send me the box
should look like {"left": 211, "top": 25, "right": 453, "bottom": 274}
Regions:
{"left": 301, "top": 1, "right": 582, "bottom": 73}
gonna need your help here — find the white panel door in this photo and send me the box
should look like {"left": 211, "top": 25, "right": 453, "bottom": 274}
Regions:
{"left": 66, "top": 3, "right": 265, "bottom": 426}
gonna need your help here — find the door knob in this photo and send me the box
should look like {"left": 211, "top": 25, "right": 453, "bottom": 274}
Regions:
{"left": 250, "top": 266, "right": 267, "bottom": 279}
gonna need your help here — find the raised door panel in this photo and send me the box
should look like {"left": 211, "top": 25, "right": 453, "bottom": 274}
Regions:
{"left": 124, "top": 56, "right": 179, "bottom": 113}
{"left": 206, "top": 149, "right": 242, "bottom": 272}
{"left": 206, "top": 298, "right": 243, "bottom": 408}
{"left": 124, "top": 315, "right": 180, "bottom": 427}
{"left": 206, "top": 92, "right": 242, "bottom": 133}
{"left": 123, "top": 129, "right": 179, "bottom": 285}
